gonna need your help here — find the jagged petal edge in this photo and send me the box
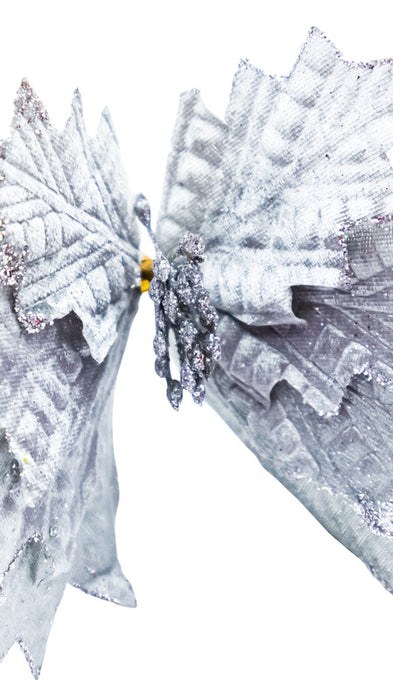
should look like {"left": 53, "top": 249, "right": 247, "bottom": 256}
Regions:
{"left": 0, "top": 80, "right": 140, "bottom": 363}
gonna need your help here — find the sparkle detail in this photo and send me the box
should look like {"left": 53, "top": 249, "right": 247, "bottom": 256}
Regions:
{"left": 134, "top": 193, "right": 220, "bottom": 409}
{"left": 0, "top": 173, "right": 46, "bottom": 332}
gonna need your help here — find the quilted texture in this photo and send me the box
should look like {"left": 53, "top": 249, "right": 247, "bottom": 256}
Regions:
{"left": 157, "top": 28, "right": 393, "bottom": 591}
{"left": 0, "top": 80, "right": 140, "bottom": 363}
{"left": 0, "top": 83, "right": 140, "bottom": 676}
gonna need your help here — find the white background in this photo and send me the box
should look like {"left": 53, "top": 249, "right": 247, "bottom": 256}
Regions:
{"left": 1, "top": 1, "right": 393, "bottom": 698}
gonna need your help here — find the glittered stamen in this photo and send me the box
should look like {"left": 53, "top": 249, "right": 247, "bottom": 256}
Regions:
{"left": 134, "top": 193, "right": 221, "bottom": 409}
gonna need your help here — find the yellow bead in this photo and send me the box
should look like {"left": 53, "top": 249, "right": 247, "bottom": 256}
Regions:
{"left": 140, "top": 255, "right": 154, "bottom": 293}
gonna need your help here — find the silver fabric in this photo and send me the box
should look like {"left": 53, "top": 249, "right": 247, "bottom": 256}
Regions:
{"left": 0, "top": 83, "right": 140, "bottom": 676}
{"left": 0, "top": 80, "right": 140, "bottom": 362}
{"left": 4, "top": 26, "right": 393, "bottom": 678}
{"left": 157, "top": 28, "right": 393, "bottom": 592}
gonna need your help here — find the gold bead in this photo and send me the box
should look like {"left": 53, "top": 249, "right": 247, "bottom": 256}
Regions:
{"left": 140, "top": 255, "right": 154, "bottom": 293}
